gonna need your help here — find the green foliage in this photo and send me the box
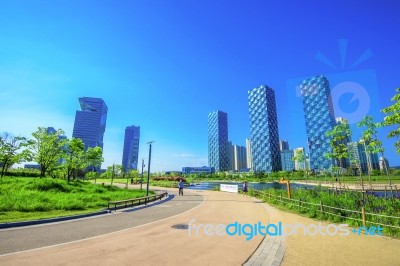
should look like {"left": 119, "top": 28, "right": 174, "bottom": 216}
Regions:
{"left": 250, "top": 187, "right": 400, "bottom": 237}
{"left": 29, "top": 127, "right": 68, "bottom": 177}
{"left": 0, "top": 132, "right": 31, "bottom": 177}
{"left": 325, "top": 120, "right": 352, "bottom": 170}
{"left": 0, "top": 177, "right": 148, "bottom": 222}
{"left": 381, "top": 88, "right": 400, "bottom": 154}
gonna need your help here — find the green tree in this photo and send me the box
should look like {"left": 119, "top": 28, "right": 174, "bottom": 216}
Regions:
{"left": 325, "top": 120, "right": 352, "bottom": 175}
{"left": 63, "top": 138, "right": 86, "bottom": 181}
{"left": 0, "top": 132, "right": 31, "bottom": 177}
{"left": 381, "top": 88, "right": 400, "bottom": 159}
{"left": 29, "top": 127, "right": 67, "bottom": 177}
{"left": 357, "top": 115, "right": 387, "bottom": 183}
{"left": 293, "top": 149, "right": 306, "bottom": 181}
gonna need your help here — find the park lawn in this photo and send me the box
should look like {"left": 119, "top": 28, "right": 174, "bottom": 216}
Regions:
{"left": 0, "top": 177, "right": 150, "bottom": 223}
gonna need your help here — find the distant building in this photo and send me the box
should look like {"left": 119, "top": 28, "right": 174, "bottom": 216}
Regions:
{"left": 228, "top": 141, "right": 235, "bottom": 171}
{"left": 248, "top": 85, "right": 281, "bottom": 172}
{"left": 246, "top": 138, "right": 253, "bottom": 171}
{"left": 281, "top": 150, "right": 295, "bottom": 171}
{"left": 279, "top": 140, "right": 289, "bottom": 151}
{"left": 122, "top": 126, "right": 140, "bottom": 172}
{"left": 300, "top": 75, "right": 336, "bottom": 171}
{"left": 233, "top": 145, "right": 247, "bottom": 172}
{"left": 72, "top": 97, "right": 108, "bottom": 151}
{"left": 24, "top": 164, "right": 41, "bottom": 169}
{"left": 182, "top": 166, "right": 214, "bottom": 175}
{"left": 208, "top": 110, "right": 229, "bottom": 172}
{"left": 347, "top": 142, "right": 380, "bottom": 174}
{"left": 293, "top": 147, "right": 307, "bottom": 170}
{"left": 379, "top": 157, "right": 390, "bottom": 174}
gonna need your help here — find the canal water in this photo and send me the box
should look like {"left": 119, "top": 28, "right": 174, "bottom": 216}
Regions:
{"left": 185, "top": 181, "right": 399, "bottom": 198}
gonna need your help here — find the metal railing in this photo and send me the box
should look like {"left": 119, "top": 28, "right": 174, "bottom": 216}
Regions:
{"left": 108, "top": 192, "right": 168, "bottom": 211}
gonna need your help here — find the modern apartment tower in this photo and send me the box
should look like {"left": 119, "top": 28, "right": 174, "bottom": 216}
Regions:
{"left": 248, "top": 85, "right": 282, "bottom": 172}
{"left": 72, "top": 97, "right": 108, "bottom": 151}
{"left": 208, "top": 110, "right": 229, "bottom": 172}
{"left": 233, "top": 145, "right": 247, "bottom": 171}
{"left": 246, "top": 138, "right": 253, "bottom": 171}
{"left": 280, "top": 140, "right": 289, "bottom": 151}
{"left": 122, "top": 126, "right": 140, "bottom": 172}
{"left": 300, "top": 75, "right": 336, "bottom": 170}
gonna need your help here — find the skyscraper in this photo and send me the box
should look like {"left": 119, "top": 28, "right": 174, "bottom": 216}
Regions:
{"left": 72, "top": 97, "right": 108, "bottom": 151}
{"left": 208, "top": 110, "right": 229, "bottom": 172}
{"left": 122, "top": 126, "right": 140, "bottom": 173}
{"left": 279, "top": 140, "right": 289, "bottom": 151}
{"left": 300, "top": 75, "right": 336, "bottom": 170}
{"left": 347, "top": 142, "right": 380, "bottom": 174}
{"left": 281, "top": 150, "right": 295, "bottom": 171}
{"left": 246, "top": 138, "right": 253, "bottom": 171}
{"left": 248, "top": 85, "right": 281, "bottom": 172}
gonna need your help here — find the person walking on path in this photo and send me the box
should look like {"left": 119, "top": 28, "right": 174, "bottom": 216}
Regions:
{"left": 242, "top": 181, "right": 248, "bottom": 196}
{"left": 178, "top": 179, "right": 184, "bottom": 196}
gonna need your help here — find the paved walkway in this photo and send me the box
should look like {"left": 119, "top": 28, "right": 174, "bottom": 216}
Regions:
{"left": 1, "top": 186, "right": 399, "bottom": 265}
{"left": 0, "top": 188, "right": 273, "bottom": 265}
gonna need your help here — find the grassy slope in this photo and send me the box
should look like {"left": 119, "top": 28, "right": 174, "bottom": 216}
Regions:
{"left": 0, "top": 177, "right": 150, "bottom": 223}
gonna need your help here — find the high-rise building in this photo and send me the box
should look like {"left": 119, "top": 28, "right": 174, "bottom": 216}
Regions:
{"left": 347, "top": 142, "right": 380, "bottom": 174}
{"left": 233, "top": 145, "right": 247, "bottom": 171}
{"left": 293, "top": 147, "right": 307, "bottom": 170}
{"left": 122, "top": 126, "right": 140, "bottom": 173}
{"left": 281, "top": 150, "right": 295, "bottom": 171}
{"left": 248, "top": 85, "right": 281, "bottom": 172}
{"left": 246, "top": 138, "right": 253, "bottom": 171}
{"left": 280, "top": 140, "right": 289, "bottom": 151}
{"left": 300, "top": 75, "right": 336, "bottom": 171}
{"left": 208, "top": 110, "right": 229, "bottom": 172}
{"left": 72, "top": 97, "right": 108, "bottom": 151}
{"left": 379, "top": 157, "right": 390, "bottom": 174}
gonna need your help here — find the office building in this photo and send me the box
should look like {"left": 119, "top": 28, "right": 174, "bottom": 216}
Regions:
{"left": 72, "top": 97, "right": 108, "bottom": 151}
{"left": 347, "top": 142, "right": 380, "bottom": 174}
{"left": 379, "top": 157, "right": 390, "bottom": 174}
{"left": 248, "top": 85, "right": 281, "bottom": 172}
{"left": 122, "top": 126, "right": 140, "bottom": 172}
{"left": 233, "top": 145, "right": 247, "bottom": 171}
{"left": 281, "top": 150, "right": 295, "bottom": 171}
{"left": 182, "top": 166, "right": 214, "bottom": 175}
{"left": 300, "top": 75, "right": 336, "bottom": 171}
{"left": 208, "top": 110, "right": 229, "bottom": 172}
{"left": 280, "top": 140, "right": 289, "bottom": 151}
{"left": 246, "top": 138, "right": 253, "bottom": 171}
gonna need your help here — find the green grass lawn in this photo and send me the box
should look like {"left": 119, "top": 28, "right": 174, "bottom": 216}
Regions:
{"left": 0, "top": 177, "right": 150, "bottom": 223}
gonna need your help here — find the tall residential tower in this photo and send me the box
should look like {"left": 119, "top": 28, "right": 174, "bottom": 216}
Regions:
{"left": 208, "top": 110, "right": 229, "bottom": 172}
{"left": 122, "top": 126, "right": 140, "bottom": 172}
{"left": 248, "top": 85, "right": 281, "bottom": 172}
{"left": 300, "top": 75, "right": 336, "bottom": 170}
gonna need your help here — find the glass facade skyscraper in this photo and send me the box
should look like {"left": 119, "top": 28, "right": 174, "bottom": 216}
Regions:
{"left": 248, "top": 85, "right": 281, "bottom": 172}
{"left": 208, "top": 110, "right": 229, "bottom": 172}
{"left": 300, "top": 75, "right": 336, "bottom": 170}
{"left": 122, "top": 126, "right": 140, "bottom": 172}
{"left": 72, "top": 97, "right": 108, "bottom": 151}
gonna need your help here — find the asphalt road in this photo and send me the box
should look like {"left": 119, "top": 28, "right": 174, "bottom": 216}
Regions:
{"left": 0, "top": 189, "right": 203, "bottom": 255}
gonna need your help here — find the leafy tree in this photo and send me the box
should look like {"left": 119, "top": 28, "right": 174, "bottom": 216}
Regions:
{"left": 293, "top": 149, "right": 306, "bottom": 180}
{"left": 63, "top": 138, "right": 86, "bottom": 181}
{"left": 381, "top": 88, "right": 400, "bottom": 157}
{"left": 29, "top": 127, "right": 67, "bottom": 177}
{"left": 325, "top": 120, "right": 352, "bottom": 175}
{"left": 0, "top": 132, "right": 31, "bottom": 177}
{"left": 357, "top": 115, "right": 387, "bottom": 183}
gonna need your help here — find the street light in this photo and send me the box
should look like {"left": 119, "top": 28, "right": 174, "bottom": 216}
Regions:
{"left": 140, "top": 158, "right": 145, "bottom": 190}
{"left": 146, "top": 141, "right": 154, "bottom": 198}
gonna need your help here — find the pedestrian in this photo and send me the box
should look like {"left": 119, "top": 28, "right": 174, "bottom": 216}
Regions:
{"left": 242, "top": 181, "right": 248, "bottom": 196}
{"left": 178, "top": 179, "right": 184, "bottom": 196}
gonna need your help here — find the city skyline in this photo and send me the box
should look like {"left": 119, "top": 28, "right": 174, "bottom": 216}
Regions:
{"left": 1, "top": 1, "right": 399, "bottom": 171}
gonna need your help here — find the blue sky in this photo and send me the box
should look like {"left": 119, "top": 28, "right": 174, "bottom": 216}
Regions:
{"left": 1, "top": 1, "right": 399, "bottom": 172}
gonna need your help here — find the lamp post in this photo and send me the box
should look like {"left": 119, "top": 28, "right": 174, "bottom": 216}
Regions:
{"left": 140, "top": 158, "right": 145, "bottom": 190}
{"left": 146, "top": 141, "right": 154, "bottom": 198}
